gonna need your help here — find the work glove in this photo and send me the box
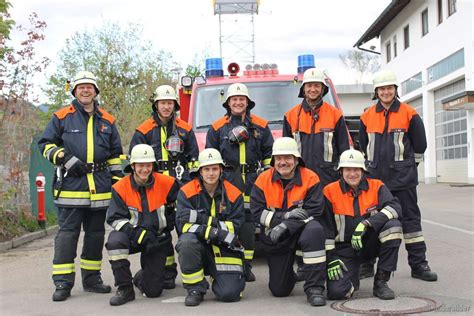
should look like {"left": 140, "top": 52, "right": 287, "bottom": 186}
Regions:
{"left": 269, "top": 222, "right": 289, "bottom": 244}
{"left": 283, "top": 207, "right": 309, "bottom": 220}
{"left": 208, "top": 227, "right": 239, "bottom": 248}
{"left": 61, "top": 153, "right": 90, "bottom": 177}
{"left": 351, "top": 221, "right": 368, "bottom": 250}
{"left": 130, "top": 226, "right": 156, "bottom": 248}
{"left": 145, "top": 233, "right": 171, "bottom": 254}
{"left": 327, "top": 259, "right": 348, "bottom": 281}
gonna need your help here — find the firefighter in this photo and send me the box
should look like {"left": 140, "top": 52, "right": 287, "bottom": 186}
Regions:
{"left": 129, "top": 84, "right": 199, "bottom": 289}
{"left": 250, "top": 137, "right": 327, "bottom": 306}
{"left": 38, "top": 71, "right": 123, "bottom": 301}
{"left": 283, "top": 67, "right": 350, "bottom": 186}
{"left": 359, "top": 70, "right": 438, "bottom": 282}
{"left": 283, "top": 67, "right": 350, "bottom": 280}
{"left": 324, "top": 149, "right": 402, "bottom": 300}
{"left": 105, "top": 144, "right": 180, "bottom": 306}
{"left": 175, "top": 148, "right": 246, "bottom": 306}
{"left": 206, "top": 82, "right": 274, "bottom": 282}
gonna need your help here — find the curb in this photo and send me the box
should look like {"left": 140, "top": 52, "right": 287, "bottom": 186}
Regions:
{"left": 0, "top": 225, "right": 58, "bottom": 253}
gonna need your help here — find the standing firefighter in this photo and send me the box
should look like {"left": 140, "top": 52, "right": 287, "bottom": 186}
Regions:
{"left": 324, "top": 149, "right": 402, "bottom": 300}
{"left": 206, "top": 82, "right": 274, "bottom": 282}
{"left": 129, "top": 84, "right": 199, "bottom": 289}
{"left": 38, "top": 71, "right": 123, "bottom": 301}
{"left": 283, "top": 67, "right": 350, "bottom": 186}
{"left": 250, "top": 137, "right": 328, "bottom": 306}
{"left": 175, "top": 148, "right": 245, "bottom": 306}
{"left": 359, "top": 70, "right": 437, "bottom": 282}
{"left": 105, "top": 144, "right": 180, "bottom": 306}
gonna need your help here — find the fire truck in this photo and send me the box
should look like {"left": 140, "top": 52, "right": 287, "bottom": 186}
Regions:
{"left": 176, "top": 54, "right": 355, "bottom": 149}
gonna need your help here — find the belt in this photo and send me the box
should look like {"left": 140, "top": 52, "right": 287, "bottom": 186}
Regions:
{"left": 156, "top": 160, "right": 179, "bottom": 172}
{"left": 226, "top": 162, "right": 260, "bottom": 174}
{"left": 86, "top": 161, "right": 109, "bottom": 173}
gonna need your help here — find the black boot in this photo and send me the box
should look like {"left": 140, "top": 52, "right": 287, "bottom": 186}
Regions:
{"left": 373, "top": 270, "right": 395, "bottom": 300}
{"left": 163, "top": 278, "right": 176, "bottom": 289}
{"left": 83, "top": 277, "right": 112, "bottom": 294}
{"left": 244, "top": 262, "right": 256, "bottom": 282}
{"left": 306, "top": 288, "right": 326, "bottom": 306}
{"left": 185, "top": 289, "right": 204, "bottom": 307}
{"left": 110, "top": 285, "right": 135, "bottom": 306}
{"left": 359, "top": 261, "right": 375, "bottom": 279}
{"left": 411, "top": 263, "right": 438, "bottom": 282}
{"left": 52, "top": 284, "right": 71, "bottom": 302}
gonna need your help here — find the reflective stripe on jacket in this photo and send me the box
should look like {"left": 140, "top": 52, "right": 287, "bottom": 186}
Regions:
{"left": 38, "top": 100, "right": 123, "bottom": 208}
{"left": 283, "top": 101, "right": 350, "bottom": 186}
{"left": 206, "top": 113, "right": 274, "bottom": 201}
{"left": 106, "top": 173, "right": 179, "bottom": 233}
{"left": 359, "top": 100, "right": 427, "bottom": 190}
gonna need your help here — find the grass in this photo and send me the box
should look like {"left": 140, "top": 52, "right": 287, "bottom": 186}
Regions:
{"left": 0, "top": 207, "right": 58, "bottom": 242}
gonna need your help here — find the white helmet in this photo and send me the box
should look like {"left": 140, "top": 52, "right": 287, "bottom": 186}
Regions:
{"left": 272, "top": 137, "right": 301, "bottom": 158}
{"left": 124, "top": 144, "right": 156, "bottom": 173}
{"left": 71, "top": 71, "right": 99, "bottom": 96}
{"left": 223, "top": 83, "right": 255, "bottom": 110}
{"left": 373, "top": 70, "right": 398, "bottom": 89}
{"left": 298, "top": 68, "right": 328, "bottom": 98}
{"left": 198, "top": 148, "right": 224, "bottom": 169}
{"left": 337, "top": 149, "right": 367, "bottom": 171}
{"left": 151, "top": 85, "right": 180, "bottom": 111}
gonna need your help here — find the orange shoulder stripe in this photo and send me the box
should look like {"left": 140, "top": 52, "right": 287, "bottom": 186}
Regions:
{"left": 98, "top": 108, "right": 116, "bottom": 124}
{"left": 181, "top": 178, "right": 201, "bottom": 199}
{"left": 54, "top": 104, "right": 76, "bottom": 120}
{"left": 211, "top": 116, "right": 229, "bottom": 131}
{"left": 176, "top": 117, "right": 192, "bottom": 131}
{"left": 223, "top": 180, "right": 243, "bottom": 203}
{"left": 250, "top": 114, "right": 268, "bottom": 128}
{"left": 136, "top": 118, "right": 157, "bottom": 135}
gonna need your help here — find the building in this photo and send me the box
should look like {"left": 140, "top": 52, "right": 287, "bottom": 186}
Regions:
{"left": 355, "top": 0, "right": 473, "bottom": 184}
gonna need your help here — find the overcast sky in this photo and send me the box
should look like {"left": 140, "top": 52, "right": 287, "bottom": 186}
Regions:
{"left": 9, "top": 0, "right": 390, "bottom": 103}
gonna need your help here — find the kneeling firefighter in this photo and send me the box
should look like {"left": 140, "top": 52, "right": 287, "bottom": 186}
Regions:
{"left": 129, "top": 84, "right": 199, "bottom": 289}
{"left": 206, "top": 83, "right": 274, "bottom": 282}
{"left": 175, "top": 148, "right": 246, "bottom": 306}
{"left": 105, "top": 144, "right": 180, "bottom": 306}
{"left": 324, "top": 149, "right": 403, "bottom": 300}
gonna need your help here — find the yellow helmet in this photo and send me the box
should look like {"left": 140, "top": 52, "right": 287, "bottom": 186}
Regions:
{"left": 198, "top": 148, "right": 224, "bottom": 168}
{"left": 337, "top": 149, "right": 367, "bottom": 171}
{"left": 71, "top": 71, "right": 99, "bottom": 96}
{"left": 223, "top": 83, "right": 255, "bottom": 110}
{"left": 298, "top": 68, "right": 329, "bottom": 98}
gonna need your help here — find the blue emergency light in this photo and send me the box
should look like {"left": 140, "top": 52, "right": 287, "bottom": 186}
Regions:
{"left": 205, "top": 58, "right": 224, "bottom": 77}
{"left": 297, "top": 54, "right": 315, "bottom": 74}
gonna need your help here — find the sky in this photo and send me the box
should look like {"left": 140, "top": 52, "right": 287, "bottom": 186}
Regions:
{"left": 8, "top": 0, "right": 391, "bottom": 104}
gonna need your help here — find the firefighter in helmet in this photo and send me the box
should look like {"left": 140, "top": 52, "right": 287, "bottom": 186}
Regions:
{"left": 129, "top": 84, "right": 199, "bottom": 289}
{"left": 358, "top": 70, "right": 437, "bottom": 282}
{"left": 324, "top": 149, "right": 402, "bottom": 300}
{"left": 206, "top": 82, "right": 274, "bottom": 282}
{"left": 175, "top": 148, "right": 246, "bottom": 306}
{"left": 105, "top": 144, "right": 180, "bottom": 306}
{"left": 250, "top": 137, "right": 328, "bottom": 306}
{"left": 38, "top": 70, "right": 124, "bottom": 301}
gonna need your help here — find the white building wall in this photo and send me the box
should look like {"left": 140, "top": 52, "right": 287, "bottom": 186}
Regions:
{"left": 375, "top": 0, "right": 473, "bottom": 183}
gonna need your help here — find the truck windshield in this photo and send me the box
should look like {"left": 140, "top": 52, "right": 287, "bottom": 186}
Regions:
{"left": 193, "top": 81, "right": 336, "bottom": 129}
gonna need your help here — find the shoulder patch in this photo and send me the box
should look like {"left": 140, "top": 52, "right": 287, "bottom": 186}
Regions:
{"left": 98, "top": 108, "right": 116, "bottom": 124}
{"left": 175, "top": 118, "right": 192, "bottom": 132}
{"left": 54, "top": 105, "right": 76, "bottom": 120}
{"left": 181, "top": 178, "right": 202, "bottom": 199}
{"left": 211, "top": 116, "right": 230, "bottom": 131}
{"left": 136, "top": 118, "right": 157, "bottom": 135}
{"left": 223, "top": 180, "right": 242, "bottom": 203}
{"left": 250, "top": 114, "right": 268, "bottom": 128}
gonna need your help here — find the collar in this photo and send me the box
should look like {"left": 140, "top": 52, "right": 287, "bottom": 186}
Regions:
{"left": 73, "top": 99, "right": 99, "bottom": 116}
{"left": 271, "top": 166, "right": 303, "bottom": 186}
{"left": 376, "top": 98, "right": 401, "bottom": 113}
{"left": 152, "top": 111, "right": 175, "bottom": 127}
{"left": 302, "top": 98, "right": 323, "bottom": 113}
{"left": 339, "top": 176, "right": 369, "bottom": 194}
{"left": 198, "top": 177, "right": 224, "bottom": 197}
{"left": 131, "top": 173, "right": 155, "bottom": 191}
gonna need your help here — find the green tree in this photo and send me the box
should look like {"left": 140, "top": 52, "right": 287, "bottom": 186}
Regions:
{"left": 339, "top": 49, "right": 380, "bottom": 84}
{"left": 0, "top": 0, "right": 15, "bottom": 60}
{"left": 43, "top": 22, "right": 175, "bottom": 147}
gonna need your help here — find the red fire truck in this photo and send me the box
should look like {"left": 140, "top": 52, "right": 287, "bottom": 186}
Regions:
{"left": 176, "top": 55, "right": 354, "bottom": 149}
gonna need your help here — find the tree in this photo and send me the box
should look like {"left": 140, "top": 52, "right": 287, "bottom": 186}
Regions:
{"left": 44, "top": 22, "right": 175, "bottom": 147}
{"left": 339, "top": 50, "right": 380, "bottom": 84}
{"left": 0, "top": 0, "right": 15, "bottom": 60}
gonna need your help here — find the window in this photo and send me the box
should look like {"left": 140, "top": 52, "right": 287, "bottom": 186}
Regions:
{"left": 422, "top": 9, "right": 429, "bottom": 36}
{"left": 438, "top": 0, "right": 443, "bottom": 24}
{"left": 404, "top": 25, "right": 410, "bottom": 49}
{"left": 393, "top": 35, "right": 397, "bottom": 58}
{"left": 448, "top": 0, "right": 456, "bottom": 16}
{"left": 386, "top": 41, "right": 391, "bottom": 63}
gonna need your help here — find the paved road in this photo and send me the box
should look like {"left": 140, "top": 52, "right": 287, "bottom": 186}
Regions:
{"left": 0, "top": 183, "right": 473, "bottom": 315}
